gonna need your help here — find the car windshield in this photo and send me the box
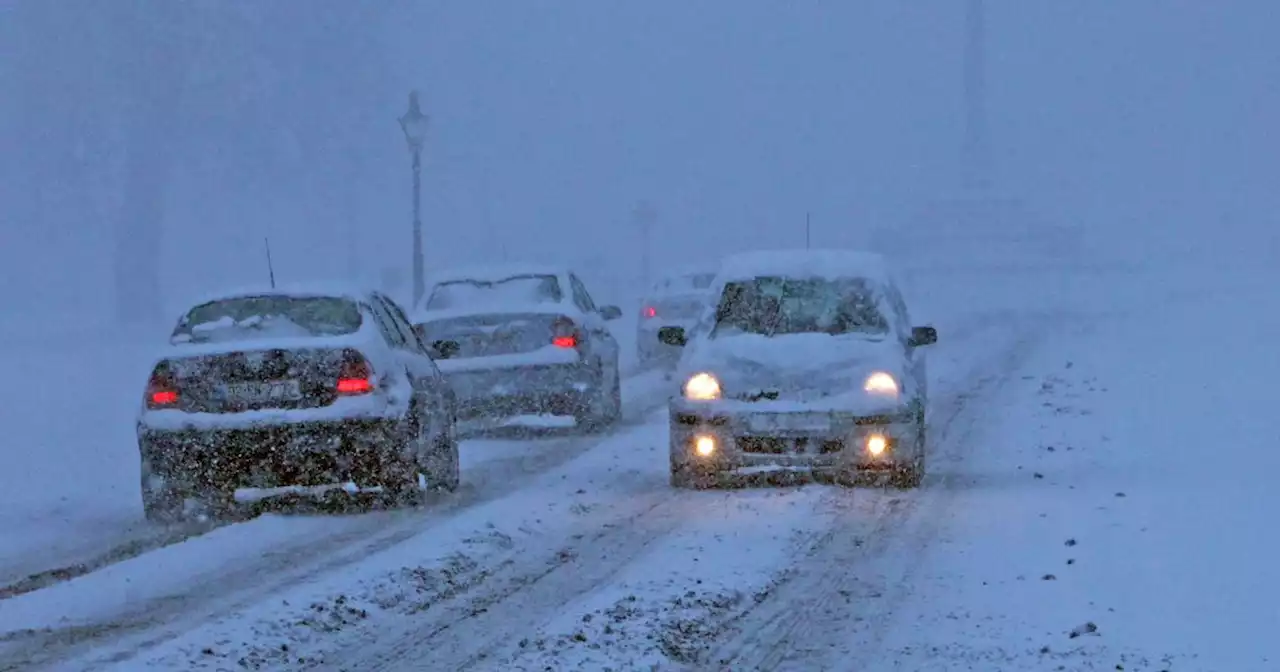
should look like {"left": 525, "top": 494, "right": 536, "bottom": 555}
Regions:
{"left": 424, "top": 274, "right": 563, "bottom": 311}
{"left": 710, "top": 276, "right": 889, "bottom": 337}
{"left": 171, "top": 295, "right": 363, "bottom": 344}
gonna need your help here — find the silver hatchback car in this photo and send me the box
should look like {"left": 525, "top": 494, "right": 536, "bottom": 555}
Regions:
{"left": 660, "top": 250, "right": 937, "bottom": 489}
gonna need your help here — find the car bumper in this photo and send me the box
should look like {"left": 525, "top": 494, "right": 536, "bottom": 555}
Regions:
{"left": 138, "top": 418, "right": 406, "bottom": 499}
{"left": 668, "top": 401, "right": 920, "bottom": 475}
{"left": 446, "top": 362, "right": 597, "bottom": 418}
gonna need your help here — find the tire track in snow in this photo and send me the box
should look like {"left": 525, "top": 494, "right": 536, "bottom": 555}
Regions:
{"left": 0, "top": 373, "right": 673, "bottom": 672}
{"left": 321, "top": 483, "right": 699, "bottom": 671}
{"left": 703, "top": 318, "right": 1052, "bottom": 671}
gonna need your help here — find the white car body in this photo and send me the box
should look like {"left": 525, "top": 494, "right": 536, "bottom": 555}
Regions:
{"left": 409, "top": 263, "right": 624, "bottom": 426}
{"left": 635, "top": 266, "right": 719, "bottom": 367}
{"left": 136, "top": 284, "right": 460, "bottom": 520}
{"left": 664, "top": 249, "right": 937, "bottom": 488}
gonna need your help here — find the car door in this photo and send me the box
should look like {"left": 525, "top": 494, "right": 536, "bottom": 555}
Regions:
{"left": 568, "top": 273, "right": 619, "bottom": 366}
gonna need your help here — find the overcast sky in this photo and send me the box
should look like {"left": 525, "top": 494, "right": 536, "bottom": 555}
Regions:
{"left": 2, "top": 1, "right": 1276, "bottom": 324}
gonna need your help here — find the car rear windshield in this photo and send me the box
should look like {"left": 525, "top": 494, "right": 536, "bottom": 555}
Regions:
{"left": 711, "top": 276, "right": 889, "bottom": 337}
{"left": 424, "top": 274, "right": 563, "bottom": 311}
{"left": 171, "top": 295, "right": 363, "bottom": 344}
{"left": 656, "top": 272, "right": 716, "bottom": 294}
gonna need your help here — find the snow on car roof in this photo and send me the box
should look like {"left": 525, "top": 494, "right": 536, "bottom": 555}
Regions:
{"left": 657, "top": 263, "right": 717, "bottom": 280}
{"left": 425, "top": 262, "right": 567, "bottom": 287}
{"left": 716, "top": 249, "right": 892, "bottom": 284}
{"left": 179, "top": 283, "right": 375, "bottom": 310}
{"left": 411, "top": 303, "right": 578, "bottom": 324}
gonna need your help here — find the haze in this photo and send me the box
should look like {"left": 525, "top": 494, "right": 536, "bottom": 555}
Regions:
{"left": 3, "top": 1, "right": 1275, "bottom": 325}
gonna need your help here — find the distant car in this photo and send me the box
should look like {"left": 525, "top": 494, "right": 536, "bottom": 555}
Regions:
{"left": 636, "top": 267, "right": 719, "bottom": 368}
{"left": 136, "top": 286, "right": 460, "bottom": 522}
{"left": 410, "top": 263, "right": 625, "bottom": 430}
{"left": 659, "top": 249, "right": 938, "bottom": 489}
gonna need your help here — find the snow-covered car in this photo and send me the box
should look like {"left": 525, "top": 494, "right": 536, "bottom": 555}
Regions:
{"left": 410, "top": 263, "right": 625, "bottom": 429}
{"left": 137, "top": 286, "right": 460, "bottom": 522}
{"left": 636, "top": 266, "right": 719, "bottom": 367}
{"left": 659, "top": 249, "right": 938, "bottom": 488}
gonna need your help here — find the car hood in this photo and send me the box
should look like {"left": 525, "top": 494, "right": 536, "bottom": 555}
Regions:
{"left": 679, "top": 332, "right": 905, "bottom": 403}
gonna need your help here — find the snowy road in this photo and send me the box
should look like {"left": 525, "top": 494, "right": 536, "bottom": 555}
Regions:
{"left": 0, "top": 306, "right": 1039, "bottom": 671}
{"left": 4, "top": 272, "right": 1276, "bottom": 671}
{"left": 0, "top": 370, "right": 673, "bottom": 671}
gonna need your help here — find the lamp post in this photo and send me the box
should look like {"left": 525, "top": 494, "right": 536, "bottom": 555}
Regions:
{"left": 398, "top": 90, "right": 429, "bottom": 306}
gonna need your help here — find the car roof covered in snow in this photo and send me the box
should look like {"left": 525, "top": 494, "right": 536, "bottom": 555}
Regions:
{"left": 716, "top": 249, "right": 893, "bottom": 285}
{"left": 414, "top": 264, "right": 577, "bottom": 322}
{"left": 178, "top": 283, "right": 376, "bottom": 311}
{"left": 657, "top": 263, "right": 717, "bottom": 280}
{"left": 425, "top": 262, "right": 568, "bottom": 287}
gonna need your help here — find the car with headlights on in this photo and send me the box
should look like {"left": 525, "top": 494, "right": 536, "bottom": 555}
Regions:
{"left": 410, "top": 263, "right": 625, "bottom": 430}
{"left": 137, "top": 286, "right": 460, "bottom": 522}
{"left": 658, "top": 249, "right": 937, "bottom": 488}
{"left": 636, "top": 266, "right": 719, "bottom": 368}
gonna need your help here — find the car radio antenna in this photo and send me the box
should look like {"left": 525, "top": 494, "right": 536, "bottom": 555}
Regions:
{"left": 805, "top": 212, "right": 811, "bottom": 249}
{"left": 263, "top": 237, "right": 277, "bottom": 288}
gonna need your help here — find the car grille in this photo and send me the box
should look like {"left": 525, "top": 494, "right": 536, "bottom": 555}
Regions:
{"left": 736, "top": 436, "right": 844, "bottom": 455}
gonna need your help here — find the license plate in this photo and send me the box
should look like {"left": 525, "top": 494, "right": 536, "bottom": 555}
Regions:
{"left": 220, "top": 380, "right": 303, "bottom": 404}
{"left": 748, "top": 413, "right": 831, "bottom": 433}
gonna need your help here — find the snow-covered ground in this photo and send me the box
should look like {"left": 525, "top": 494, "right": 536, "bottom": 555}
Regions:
{"left": 3, "top": 262, "right": 1279, "bottom": 671}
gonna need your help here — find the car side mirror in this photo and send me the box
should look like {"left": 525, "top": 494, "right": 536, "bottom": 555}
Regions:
{"left": 431, "top": 339, "right": 460, "bottom": 359}
{"left": 599, "top": 305, "right": 623, "bottom": 321}
{"left": 658, "top": 326, "right": 688, "bottom": 347}
{"left": 908, "top": 325, "right": 938, "bottom": 347}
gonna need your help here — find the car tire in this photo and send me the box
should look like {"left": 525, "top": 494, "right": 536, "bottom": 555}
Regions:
{"left": 893, "top": 410, "right": 928, "bottom": 489}
{"left": 576, "top": 360, "right": 621, "bottom": 431}
{"left": 424, "top": 421, "right": 460, "bottom": 493}
{"left": 606, "top": 360, "right": 623, "bottom": 423}
{"left": 141, "top": 486, "right": 185, "bottom": 524}
{"left": 378, "top": 407, "right": 433, "bottom": 508}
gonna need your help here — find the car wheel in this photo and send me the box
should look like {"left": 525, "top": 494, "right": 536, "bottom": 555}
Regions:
{"left": 378, "top": 408, "right": 431, "bottom": 508}
{"left": 576, "top": 361, "right": 619, "bottom": 431}
{"left": 140, "top": 461, "right": 212, "bottom": 523}
{"left": 893, "top": 412, "right": 928, "bottom": 489}
{"left": 606, "top": 360, "right": 623, "bottom": 423}
{"left": 141, "top": 485, "right": 185, "bottom": 523}
{"left": 424, "top": 422, "right": 460, "bottom": 493}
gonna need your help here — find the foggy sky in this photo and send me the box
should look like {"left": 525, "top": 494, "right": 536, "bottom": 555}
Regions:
{"left": 2, "top": 1, "right": 1276, "bottom": 327}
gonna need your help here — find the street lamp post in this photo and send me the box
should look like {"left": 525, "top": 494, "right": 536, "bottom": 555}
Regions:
{"left": 398, "top": 90, "right": 429, "bottom": 307}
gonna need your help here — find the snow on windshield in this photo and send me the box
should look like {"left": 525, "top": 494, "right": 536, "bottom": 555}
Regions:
{"left": 654, "top": 272, "right": 716, "bottom": 295}
{"left": 711, "top": 276, "right": 889, "bottom": 337}
{"left": 171, "top": 295, "right": 362, "bottom": 344}
{"left": 423, "top": 275, "right": 563, "bottom": 311}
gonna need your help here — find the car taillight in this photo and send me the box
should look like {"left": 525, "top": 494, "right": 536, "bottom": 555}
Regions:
{"left": 337, "top": 349, "right": 375, "bottom": 395}
{"left": 643, "top": 306, "right": 657, "bottom": 319}
{"left": 145, "top": 362, "right": 179, "bottom": 409}
{"left": 551, "top": 317, "right": 580, "bottom": 349}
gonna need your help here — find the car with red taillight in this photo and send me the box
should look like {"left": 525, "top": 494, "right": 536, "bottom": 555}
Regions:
{"left": 410, "top": 264, "right": 624, "bottom": 430}
{"left": 137, "top": 286, "right": 460, "bottom": 522}
{"left": 636, "top": 267, "right": 718, "bottom": 368}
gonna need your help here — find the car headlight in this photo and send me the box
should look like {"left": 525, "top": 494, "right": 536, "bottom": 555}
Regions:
{"left": 683, "top": 372, "right": 722, "bottom": 400}
{"left": 864, "top": 371, "right": 900, "bottom": 397}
